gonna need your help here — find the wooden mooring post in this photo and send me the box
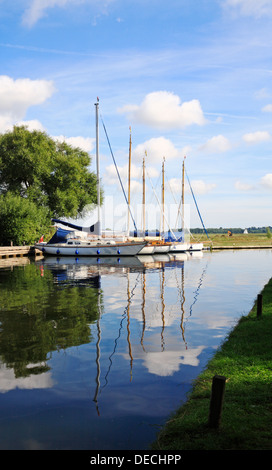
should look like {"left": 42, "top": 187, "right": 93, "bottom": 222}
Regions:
{"left": 257, "top": 294, "right": 263, "bottom": 317}
{"left": 208, "top": 375, "right": 226, "bottom": 429}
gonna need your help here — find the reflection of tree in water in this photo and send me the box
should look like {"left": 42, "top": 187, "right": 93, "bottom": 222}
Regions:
{"left": 0, "top": 264, "right": 101, "bottom": 379}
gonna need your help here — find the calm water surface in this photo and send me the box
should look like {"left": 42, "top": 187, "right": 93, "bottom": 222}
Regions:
{"left": 0, "top": 249, "right": 271, "bottom": 450}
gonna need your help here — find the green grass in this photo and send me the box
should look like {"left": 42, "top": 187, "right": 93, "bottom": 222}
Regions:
{"left": 195, "top": 232, "right": 272, "bottom": 248}
{"left": 152, "top": 278, "right": 272, "bottom": 450}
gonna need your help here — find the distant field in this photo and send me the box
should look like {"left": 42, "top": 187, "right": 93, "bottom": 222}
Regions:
{"left": 190, "top": 232, "right": 272, "bottom": 248}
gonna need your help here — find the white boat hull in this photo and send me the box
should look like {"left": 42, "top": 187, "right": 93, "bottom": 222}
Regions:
{"left": 169, "top": 242, "right": 189, "bottom": 252}
{"left": 188, "top": 243, "right": 203, "bottom": 251}
{"left": 138, "top": 244, "right": 156, "bottom": 255}
{"left": 36, "top": 241, "right": 146, "bottom": 257}
{"left": 153, "top": 245, "right": 170, "bottom": 253}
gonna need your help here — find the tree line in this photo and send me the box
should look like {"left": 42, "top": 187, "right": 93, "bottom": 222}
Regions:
{"left": 190, "top": 227, "right": 272, "bottom": 234}
{"left": 0, "top": 126, "right": 99, "bottom": 245}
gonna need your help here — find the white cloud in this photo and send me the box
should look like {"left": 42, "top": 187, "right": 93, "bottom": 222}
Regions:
{"left": 54, "top": 135, "right": 95, "bottom": 152}
{"left": 166, "top": 178, "right": 183, "bottom": 194}
{"left": 17, "top": 120, "right": 46, "bottom": 132}
{"left": 223, "top": 0, "right": 272, "bottom": 18}
{"left": 22, "top": 0, "right": 79, "bottom": 27}
{"left": 22, "top": 0, "right": 115, "bottom": 27}
{"left": 104, "top": 162, "right": 159, "bottom": 189}
{"left": 167, "top": 178, "right": 216, "bottom": 195}
{"left": 260, "top": 173, "right": 272, "bottom": 190}
{"left": 0, "top": 75, "right": 55, "bottom": 132}
{"left": 119, "top": 91, "right": 206, "bottom": 130}
{"left": 132, "top": 137, "right": 191, "bottom": 164}
{"left": 235, "top": 181, "right": 255, "bottom": 191}
{"left": 255, "top": 88, "right": 271, "bottom": 100}
{"left": 262, "top": 104, "right": 272, "bottom": 112}
{"left": 199, "top": 135, "right": 232, "bottom": 153}
{"left": 243, "top": 131, "right": 271, "bottom": 144}
{"left": 189, "top": 180, "right": 216, "bottom": 195}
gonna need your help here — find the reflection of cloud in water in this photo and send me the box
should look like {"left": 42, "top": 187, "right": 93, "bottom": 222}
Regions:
{"left": 122, "top": 345, "right": 205, "bottom": 377}
{"left": 142, "top": 345, "right": 205, "bottom": 376}
{"left": 0, "top": 362, "right": 54, "bottom": 393}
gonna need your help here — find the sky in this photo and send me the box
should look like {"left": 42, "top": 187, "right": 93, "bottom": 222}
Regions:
{"left": 1, "top": 0, "right": 272, "bottom": 231}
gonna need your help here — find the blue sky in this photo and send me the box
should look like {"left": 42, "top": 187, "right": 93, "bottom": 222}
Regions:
{"left": 1, "top": 0, "right": 272, "bottom": 230}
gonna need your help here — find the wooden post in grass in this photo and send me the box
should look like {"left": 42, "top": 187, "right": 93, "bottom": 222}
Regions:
{"left": 208, "top": 375, "right": 226, "bottom": 429}
{"left": 257, "top": 294, "right": 262, "bottom": 317}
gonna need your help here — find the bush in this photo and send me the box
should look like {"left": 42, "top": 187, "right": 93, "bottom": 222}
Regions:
{"left": 0, "top": 193, "right": 51, "bottom": 245}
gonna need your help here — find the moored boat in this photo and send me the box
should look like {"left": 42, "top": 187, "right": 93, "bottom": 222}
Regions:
{"left": 39, "top": 237, "right": 146, "bottom": 257}
{"left": 35, "top": 99, "right": 147, "bottom": 258}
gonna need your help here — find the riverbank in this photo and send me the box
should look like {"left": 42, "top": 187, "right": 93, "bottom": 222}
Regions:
{"left": 152, "top": 277, "right": 272, "bottom": 450}
{"left": 199, "top": 232, "right": 272, "bottom": 249}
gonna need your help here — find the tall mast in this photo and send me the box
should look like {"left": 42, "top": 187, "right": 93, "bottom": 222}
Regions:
{"left": 95, "top": 99, "right": 101, "bottom": 237}
{"left": 142, "top": 151, "right": 146, "bottom": 234}
{"left": 127, "top": 127, "right": 132, "bottom": 235}
{"left": 182, "top": 157, "right": 185, "bottom": 234}
{"left": 162, "top": 157, "right": 165, "bottom": 234}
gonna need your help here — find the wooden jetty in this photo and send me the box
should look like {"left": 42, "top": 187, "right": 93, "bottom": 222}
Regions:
{"left": 0, "top": 246, "right": 43, "bottom": 260}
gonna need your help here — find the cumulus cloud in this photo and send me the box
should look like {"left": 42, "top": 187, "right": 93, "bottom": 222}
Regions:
{"left": 104, "top": 162, "right": 159, "bottom": 190}
{"left": 223, "top": 0, "right": 272, "bottom": 18}
{"left": 167, "top": 178, "right": 216, "bottom": 195}
{"left": 119, "top": 91, "right": 206, "bottom": 130}
{"left": 0, "top": 75, "right": 55, "bottom": 132}
{"left": 260, "top": 173, "right": 272, "bottom": 190}
{"left": 54, "top": 135, "right": 95, "bottom": 152}
{"left": 262, "top": 104, "right": 272, "bottom": 112}
{"left": 199, "top": 135, "right": 232, "bottom": 153}
{"left": 132, "top": 137, "right": 191, "bottom": 164}
{"left": 243, "top": 131, "right": 271, "bottom": 144}
{"left": 189, "top": 180, "right": 216, "bottom": 195}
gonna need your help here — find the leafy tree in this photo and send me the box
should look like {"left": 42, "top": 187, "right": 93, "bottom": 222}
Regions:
{"left": 0, "top": 126, "right": 99, "bottom": 218}
{"left": 0, "top": 193, "right": 51, "bottom": 245}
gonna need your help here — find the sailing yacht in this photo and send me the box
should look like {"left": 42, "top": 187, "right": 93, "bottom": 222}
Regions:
{"left": 35, "top": 100, "right": 147, "bottom": 257}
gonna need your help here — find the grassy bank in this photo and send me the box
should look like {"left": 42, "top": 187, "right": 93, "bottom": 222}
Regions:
{"left": 193, "top": 232, "right": 272, "bottom": 248}
{"left": 152, "top": 278, "right": 272, "bottom": 450}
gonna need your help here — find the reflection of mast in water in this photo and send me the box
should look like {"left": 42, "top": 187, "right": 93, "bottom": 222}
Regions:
{"left": 140, "top": 266, "right": 166, "bottom": 352}
{"left": 160, "top": 268, "right": 166, "bottom": 351}
{"left": 189, "top": 262, "right": 208, "bottom": 318}
{"left": 174, "top": 263, "right": 187, "bottom": 347}
{"left": 140, "top": 270, "right": 146, "bottom": 352}
{"left": 126, "top": 272, "right": 133, "bottom": 381}
{"left": 176, "top": 260, "right": 209, "bottom": 344}
{"left": 93, "top": 286, "right": 102, "bottom": 416}
{"left": 102, "top": 271, "right": 141, "bottom": 390}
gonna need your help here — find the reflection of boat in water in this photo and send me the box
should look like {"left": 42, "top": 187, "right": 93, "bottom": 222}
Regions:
{"left": 39, "top": 251, "right": 206, "bottom": 415}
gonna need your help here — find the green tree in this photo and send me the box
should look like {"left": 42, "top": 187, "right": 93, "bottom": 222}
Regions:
{"left": 0, "top": 193, "right": 51, "bottom": 245}
{"left": 0, "top": 126, "right": 99, "bottom": 218}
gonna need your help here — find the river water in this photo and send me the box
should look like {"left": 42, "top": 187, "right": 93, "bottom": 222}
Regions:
{"left": 0, "top": 249, "right": 271, "bottom": 450}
